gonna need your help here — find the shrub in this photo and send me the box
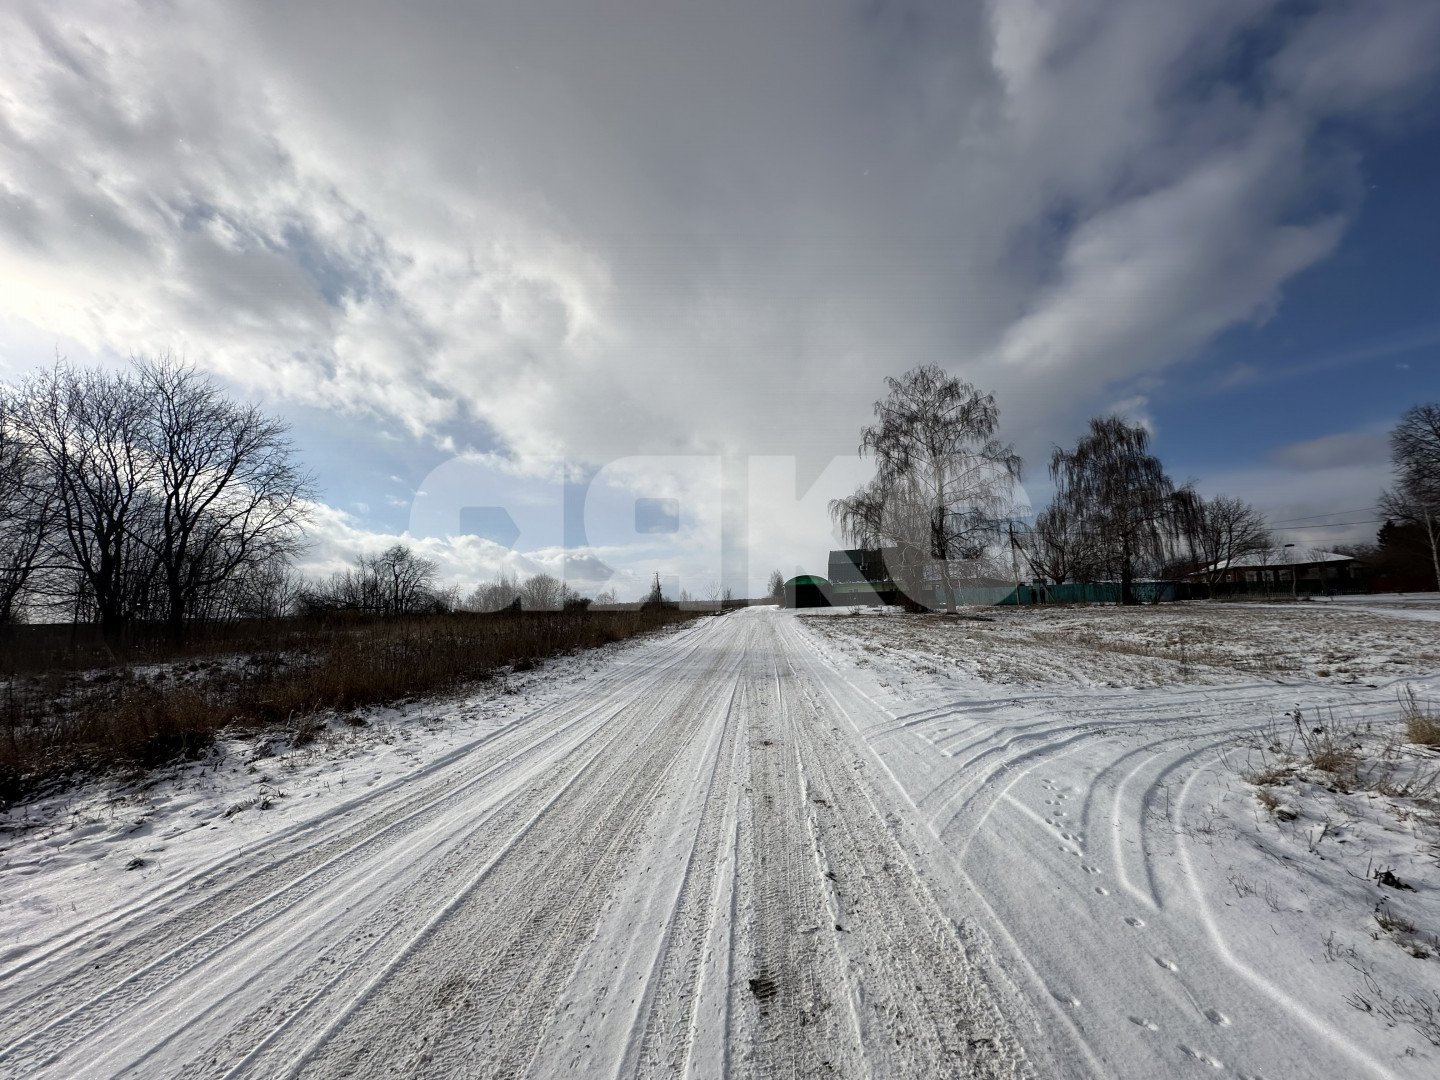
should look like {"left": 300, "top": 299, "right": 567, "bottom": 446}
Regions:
{"left": 0, "top": 608, "right": 701, "bottom": 801}
{"left": 1400, "top": 686, "right": 1440, "bottom": 747}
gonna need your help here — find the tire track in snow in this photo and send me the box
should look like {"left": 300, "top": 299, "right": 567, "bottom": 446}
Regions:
{"left": 0, "top": 619, "right": 718, "bottom": 990}
{"left": 773, "top": 616, "right": 1032, "bottom": 1080}
{"left": 0, "top": 619, "right": 720, "bottom": 1079}
{"left": 6, "top": 609, "right": 1050, "bottom": 1079}
{"left": 121, "top": 673, "right": 675, "bottom": 1080}
{"left": 1170, "top": 754, "right": 1404, "bottom": 1080}
{"left": 733, "top": 637, "right": 861, "bottom": 1079}
{"left": 628, "top": 670, "right": 745, "bottom": 1080}
{"left": 279, "top": 616, "right": 754, "bottom": 1079}
{"left": 791, "top": 610, "right": 1434, "bottom": 1080}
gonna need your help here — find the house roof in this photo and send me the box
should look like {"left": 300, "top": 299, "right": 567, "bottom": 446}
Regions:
{"left": 1206, "top": 547, "right": 1353, "bottom": 572}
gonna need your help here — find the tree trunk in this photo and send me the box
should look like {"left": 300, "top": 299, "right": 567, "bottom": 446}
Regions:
{"left": 938, "top": 561, "right": 957, "bottom": 614}
{"left": 167, "top": 571, "right": 187, "bottom": 645}
{"left": 98, "top": 608, "right": 125, "bottom": 651}
{"left": 1426, "top": 506, "right": 1440, "bottom": 594}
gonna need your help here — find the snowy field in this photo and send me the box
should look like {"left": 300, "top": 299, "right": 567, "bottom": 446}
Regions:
{"left": 0, "top": 601, "right": 1436, "bottom": 1078}
{"left": 799, "top": 599, "right": 1440, "bottom": 1077}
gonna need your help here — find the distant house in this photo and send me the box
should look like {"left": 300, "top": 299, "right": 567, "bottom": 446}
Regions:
{"left": 1193, "top": 547, "right": 1355, "bottom": 590}
{"left": 827, "top": 549, "right": 899, "bottom": 605}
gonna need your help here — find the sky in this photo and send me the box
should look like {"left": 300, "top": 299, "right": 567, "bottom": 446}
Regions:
{"left": 1, "top": 0, "right": 1438, "bottom": 598}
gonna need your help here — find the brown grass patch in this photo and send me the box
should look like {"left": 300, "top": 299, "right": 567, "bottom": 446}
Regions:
{"left": 0, "top": 608, "right": 702, "bottom": 805}
{"left": 1401, "top": 686, "right": 1440, "bottom": 748}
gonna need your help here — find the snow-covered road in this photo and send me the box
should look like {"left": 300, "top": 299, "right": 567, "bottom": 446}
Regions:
{"left": 0, "top": 608, "right": 1031, "bottom": 1079}
{"left": 799, "top": 604, "right": 1440, "bottom": 1080}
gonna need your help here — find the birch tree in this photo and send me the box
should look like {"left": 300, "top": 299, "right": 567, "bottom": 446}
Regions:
{"left": 1382, "top": 403, "right": 1440, "bottom": 591}
{"left": 830, "top": 366, "right": 1022, "bottom": 612}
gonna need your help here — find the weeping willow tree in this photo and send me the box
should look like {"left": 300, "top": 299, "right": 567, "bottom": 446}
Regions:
{"left": 1381, "top": 403, "right": 1440, "bottom": 592}
{"left": 1048, "top": 416, "right": 1178, "bottom": 605}
{"left": 829, "top": 366, "right": 1022, "bottom": 612}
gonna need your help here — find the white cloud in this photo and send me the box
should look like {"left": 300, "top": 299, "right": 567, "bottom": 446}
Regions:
{"left": 1188, "top": 424, "right": 1392, "bottom": 549}
{"left": 1270, "top": 428, "right": 1391, "bottom": 472}
{"left": 1, "top": 0, "right": 1437, "bottom": 583}
{"left": 296, "top": 500, "right": 624, "bottom": 598}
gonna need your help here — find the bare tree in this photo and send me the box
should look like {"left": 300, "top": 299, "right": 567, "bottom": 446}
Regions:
{"left": 0, "top": 394, "right": 56, "bottom": 624}
{"left": 1177, "top": 494, "right": 1271, "bottom": 597}
{"left": 1014, "top": 503, "right": 1099, "bottom": 587}
{"left": 9, "top": 364, "right": 155, "bottom": 642}
{"left": 520, "top": 572, "right": 564, "bottom": 611}
{"left": 224, "top": 557, "right": 303, "bottom": 620}
{"left": 1049, "top": 416, "right": 1177, "bottom": 606}
{"left": 467, "top": 570, "right": 522, "bottom": 612}
{"left": 368, "top": 544, "right": 440, "bottom": 615}
{"left": 1382, "top": 403, "right": 1440, "bottom": 591}
{"left": 5, "top": 359, "right": 312, "bottom": 639}
{"left": 303, "top": 545, "right": 439, "bottom": 616}
{"left": 135, "top": 358, "right": 311, "bottom": 641}
{"left": 830, "top": 366, "right": 1022, "bottom": 612}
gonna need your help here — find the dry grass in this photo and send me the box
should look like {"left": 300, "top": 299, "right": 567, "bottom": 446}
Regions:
{"left": 0, "top": 608, "right": 702, "bottom": 805}
{"left": 1253, "top": 786, "right": 1282, "bottom": 813}
{"left": 1374, "top": 905, "right": 1417, "bottom": 936}
{"left": 1401, "top": 685, "right": 1440, "bottom": 747}
{"left": 1243, "top": 762, "right": 1291, "bottom": 788}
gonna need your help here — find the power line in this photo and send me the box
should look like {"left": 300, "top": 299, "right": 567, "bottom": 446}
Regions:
{"left": 1273, "top": 519, "right": 1384, "bottom": 531}
{"left": 1264, "top": 506, "right": 1378, "bottom": 524}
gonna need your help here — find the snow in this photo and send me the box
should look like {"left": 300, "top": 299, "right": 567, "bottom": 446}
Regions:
{"left": 797, "top": 601, "right": 1440, "bottom": 1076}
{"left": 1, "top": 601, "right": 1436, "bottom": 1077}
{"left": 1208, "top": 547, "right": 1353, "bottom": 571}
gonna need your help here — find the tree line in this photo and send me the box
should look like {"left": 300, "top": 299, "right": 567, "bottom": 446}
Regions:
{"left": 0, "top": 358, "right": 311, "bottom": 642}
{"left": 6, "top": 357, "right": 1431, "bottom": 637}
{"left": 830, "top": 366, "right": 1272, "bottom": 609}
{"left": 0, "top": 357, "right": 635, "bottom": 638}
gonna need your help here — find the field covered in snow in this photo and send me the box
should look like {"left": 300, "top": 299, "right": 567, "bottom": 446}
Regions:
{"left": 799, "top": 597, "right": 1440, "bottom": 1076}
{"left": 0, "top": 599, "right": 1436, "bottom": 1078}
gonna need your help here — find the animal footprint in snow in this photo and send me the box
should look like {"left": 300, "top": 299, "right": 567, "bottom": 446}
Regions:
{"left": 1124, "top": 916, "right": 1145, "bottom": 928}
{"left": 1094, "top": 886, "right": 1109, "bottom": 895}
{"left": 1080, "top": 863, "right": 1101, "bottom": 874}
{"left": 1049, "top": 989, "right": 1081, "bottom": 1008}
{"left": 1153, "top": 956, "right": 1178, "bottom": 971}
{"left": 1203, "top": 1009, "right": 1230, "bottom": 1026}
{"left": 1128, "top": 1016, "right": 1159, "bottom": 1031}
